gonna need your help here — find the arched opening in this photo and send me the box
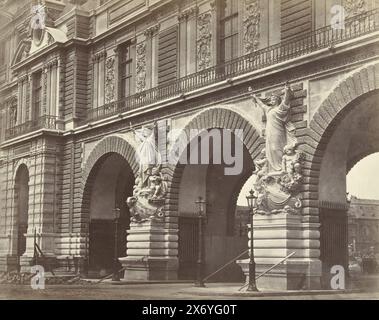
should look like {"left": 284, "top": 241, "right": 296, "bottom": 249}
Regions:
{"left": 317, "top": 90, "right": 379, "bottom": 287}
{"left": 85, "top": 153, "right": 135, "bottom": 277}
{"left": 14, "top": 164, "right": 29, "bottom": 270}
{"left": 347, "top": 152, "right": 379, "bottom": 276}
{"left": 176, "top": 129, "right": 254, "bottom": 281}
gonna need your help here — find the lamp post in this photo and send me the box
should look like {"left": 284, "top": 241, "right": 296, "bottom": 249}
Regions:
{"left": 246, "top": 190, "right": 259, "bottom": 292}
{"left": 112, "top": 208, "right": 121, "bottom": 282}
{"left": 195, "top": 196, "right": 206, "bottom": 287}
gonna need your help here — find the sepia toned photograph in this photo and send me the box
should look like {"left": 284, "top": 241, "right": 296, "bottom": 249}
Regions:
{"left": 0, "top": 0, "right": 378, "bottom": 307}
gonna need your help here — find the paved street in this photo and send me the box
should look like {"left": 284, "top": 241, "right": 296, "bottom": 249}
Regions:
{"left": 1, "top": 282, "right": 378, "bottom": 300}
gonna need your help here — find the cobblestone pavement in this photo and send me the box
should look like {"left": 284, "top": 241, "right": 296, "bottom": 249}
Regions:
{"left": 0, "top": 282, "right": 378, "bottom": 300}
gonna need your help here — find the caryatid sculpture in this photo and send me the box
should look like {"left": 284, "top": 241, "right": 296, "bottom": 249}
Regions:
{"left": 249, "top": 82, "right": 304, "bottom": 215}
{"left": 126, "top": 123, "right": 167, "bottom": 223}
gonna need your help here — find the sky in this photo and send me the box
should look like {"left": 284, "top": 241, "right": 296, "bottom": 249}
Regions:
{"left": 237, "top": 152, "right": 379, "bottom": 205}
{"left": 346, "top": 153, "right": 379, "bottom": 200}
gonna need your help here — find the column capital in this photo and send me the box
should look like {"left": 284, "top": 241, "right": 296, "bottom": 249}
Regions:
{"left": 144, "top": 24, "right": 160, "bottom": 38}
{"left": 178, "top": 6, "right": 198, "bottom": 22}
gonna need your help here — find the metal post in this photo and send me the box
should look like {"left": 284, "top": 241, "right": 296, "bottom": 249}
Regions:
{"left": 247, "top": 208, "right": 258, "bottom": 291}
{"left": 195, "top": 212, "right": 205, "bottom": 287}
{"left": 33, "top": 228, "right": 38, "bottom": 266}
{"left": 112, "top": 211, "right": 120, "bottom": 281}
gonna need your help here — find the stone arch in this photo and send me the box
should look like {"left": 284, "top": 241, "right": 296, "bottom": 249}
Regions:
{"left": 80, "top": 135, "right": 139, "bottom": 230}
{"left": 164, "top": 106, "right": 264, "bottom": 221}
{"left": 12, "top": 163, "right": 30, "bottom": 261}
{"left": 10, "top": 159, "right": 31, "bottom": 219}
{"left": 12, "top": 159, "right": 31, "bottom": 184}
{"left": 82, "top": 135, "right": 138, "bottom": 186}
{"left": 302, "top": 61, "right": 379, "bottom": 219}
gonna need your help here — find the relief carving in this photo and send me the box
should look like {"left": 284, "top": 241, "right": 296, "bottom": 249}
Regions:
{"left": 8, "top": 97, "right": 17, "bottom": 126}
{"left": 249, "top": 83, "right": 305, "bottom": 215}
{"left": 243, "top": 0, "right": 260, "bottom": 54}
{"left": 197, "top": 12, "right": 212, "bottom": 71}
{"left": 344, "top": 0, "right": 366, "bottom": 17}
{"left": 136, "top": 42, "right": 147, "bottom": 92}
{"left": 105, "top": 56, "right": 115, "bottom": 103}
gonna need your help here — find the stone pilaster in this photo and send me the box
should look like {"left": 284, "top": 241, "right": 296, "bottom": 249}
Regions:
{"left": 18, "top": 140, "right": 59, "bottom": 271}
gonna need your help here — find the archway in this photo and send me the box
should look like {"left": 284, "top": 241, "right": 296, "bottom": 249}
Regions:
{"left": 347, "top": 153, "right": 379, "bottom": 261}
{"left": 84, "top": 153, "right": 135, "bottom": 277}
{"left": 167, "top": 107, "right": 264, "bottom": 281}
{"left": 306, "top": 64, "right": 379, "bottom": 288}
{"left": 14, "top": 164, "right": 29, "bottom": 270}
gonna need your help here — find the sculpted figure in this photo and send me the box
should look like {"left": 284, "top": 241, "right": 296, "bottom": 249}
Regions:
{"left": 249, "top": 83, "right": 304, "bottom": 215}
{"left": 253, "top": 148, "right": 268, "bottom": 183}
{"left": 133, "top": 123, "right": 161, "bottom": 188}
{"left": 127, "top": 122, "right": 167, "bottom": 223}
{"left": 278, "top": 144, "right": 304, "bottom": 193}
{"left": 148, "top": 165, "right": 167, "bottom": 200}
{"left": 250, "top": 82, "right": 296, "bottom": 172}
{"left": 281, "top": 144, "right": 297, "bottom": 175}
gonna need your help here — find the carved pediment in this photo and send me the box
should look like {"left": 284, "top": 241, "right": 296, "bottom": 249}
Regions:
{"left": 12, "top": 27, "right": 68, "bottom": 66}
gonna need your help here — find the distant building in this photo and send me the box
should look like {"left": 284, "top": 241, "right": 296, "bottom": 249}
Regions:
{"left": 348, "top": 196, "right": 379, "bottom": 256}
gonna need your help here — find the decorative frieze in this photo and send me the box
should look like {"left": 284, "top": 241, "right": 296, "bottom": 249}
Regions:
{"left": 243, "top": 0, "right": 260, "bottom": 54}
{"left": 136, "top": 42, "right": 147, "bottom": 92}
{"left": 196, "top": 12, "right": 212, "bottom": 71}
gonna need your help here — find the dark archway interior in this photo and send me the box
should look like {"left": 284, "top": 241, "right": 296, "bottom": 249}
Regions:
{"left": 318, "top": 90, "right": 379, "bottom": 288}
{"left": 177, "top": 129, "right": 254, "bottom": 281}
{"left": 87, "top": 153, "right": 135, "bottom": 277}
{"left": 14, "top": 164, "right": 29, "bottom": 265}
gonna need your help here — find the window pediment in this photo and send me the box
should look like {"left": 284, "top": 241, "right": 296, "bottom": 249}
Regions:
{"left": 12, "top": 27, "right": 68, "bottom": 66}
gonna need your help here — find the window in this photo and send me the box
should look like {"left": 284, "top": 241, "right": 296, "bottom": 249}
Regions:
{"left": 219, "top": 0, "right": 239, "bottom": 63}
{"left": 119, "top": 42, "right": 133, "bottom": 98}
{"left": 32, "top": 71, "right": 42, "bottom": 122}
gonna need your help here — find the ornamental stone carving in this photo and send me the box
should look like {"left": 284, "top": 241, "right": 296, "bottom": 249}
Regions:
{"left": 43, "top": 68, "right": 48, "bottom": 114}
{"left": 136, "top": 42, "right": 147, "bottom": 92}
{"left": 243, "top": 0, "right": 260, "bottom": 54}
{"left": 105, "top": 56, "right": 115, "bottom": 103}
{"left": 7, "top": 97, "right": 17, "bottom": 125}
{"left": 144, "top": 24, "right": 160, "bottom": 38}
{"left": 249, "top": 83, "right": 304, "bottom": 215}
{"left": 92, "top": 50, "right": 107, "bottom": 63}
{"left": 127, "top": 123, "right": 167, "bottom": 223}
{"left": 344, "top": 0, "right": 366, "bottom": 17}
{"left": 178, "top": 6, "right": 198, "bottom": 22}
{"left": 197, "top": 12, "right": 212, "bottom": 71}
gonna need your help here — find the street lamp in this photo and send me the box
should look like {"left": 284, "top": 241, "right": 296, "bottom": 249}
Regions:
{"left": 195, "top": 196, "right": 206, "bottom": 287}
{"left": 112, "top": 208, "right": 121, "bottom": 282}
{"left": 246, "top": 189, "right": 259, "bottom": 292}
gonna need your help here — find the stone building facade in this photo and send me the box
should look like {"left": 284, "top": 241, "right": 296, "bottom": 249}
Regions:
{"left": 348, "top": 196, "right": 379, "bottom": 255}
{"left": 0, "top": 0, "right": 378, "bottom": 290}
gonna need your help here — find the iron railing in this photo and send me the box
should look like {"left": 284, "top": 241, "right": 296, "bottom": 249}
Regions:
{"left": 5, "top": 115, "right": 63, "bottom": 140}
{"left": 86, "top": 8, "right": 379, "bottom": 123}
